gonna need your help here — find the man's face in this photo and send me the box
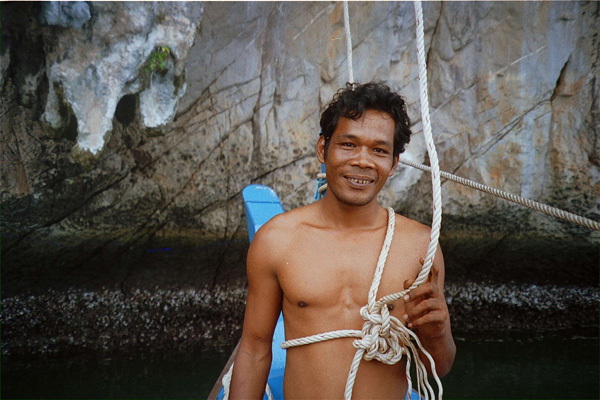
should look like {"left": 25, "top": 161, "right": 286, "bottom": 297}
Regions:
{"left": 317, "top": 109, "right": 398, "bottom": 207}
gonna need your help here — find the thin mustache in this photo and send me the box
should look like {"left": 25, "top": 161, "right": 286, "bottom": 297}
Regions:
{"left": 344, "top": 171, "right": 376, "bottom": 180}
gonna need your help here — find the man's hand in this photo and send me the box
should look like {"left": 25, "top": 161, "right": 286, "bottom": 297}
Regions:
{"left": 401, "top": 251, "right": 456, "bottom": 378}
{"left": 402, "top": 258, "right": 450, "bottom": 339}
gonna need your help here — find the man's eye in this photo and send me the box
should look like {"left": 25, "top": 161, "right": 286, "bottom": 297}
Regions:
{"left": 341, "top": 142, "right": 354, "bottom": 147}
{"left": 374, "top": 148, "right": 388, "bottom": 154}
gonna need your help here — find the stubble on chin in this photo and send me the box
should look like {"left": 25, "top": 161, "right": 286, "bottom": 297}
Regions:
{"left": 326, "top": 184, "right": 378, "bottom": 207}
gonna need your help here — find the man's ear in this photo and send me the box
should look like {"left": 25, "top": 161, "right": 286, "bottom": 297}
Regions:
{"left": 316, "top": 135, "right": 326, "bottom": 164}
{"left": 388, "top": 155, "right": 400, "bottom": 177}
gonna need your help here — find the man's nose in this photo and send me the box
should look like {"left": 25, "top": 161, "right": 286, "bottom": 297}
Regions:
{"left": 350, "top": 146, "right": 375, "bottom": 168}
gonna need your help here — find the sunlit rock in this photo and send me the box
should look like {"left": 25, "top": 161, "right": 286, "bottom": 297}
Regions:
{"left": 40, "top": 3, "right": 199, "bottom": 154}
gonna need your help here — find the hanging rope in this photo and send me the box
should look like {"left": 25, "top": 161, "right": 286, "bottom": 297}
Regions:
{"left": 340, "top": 0, "right": 442, "bottom": 290}
{"left": 328, "top": 0, "right": 444, "bottom": 300}
{"left": 398, "top": 156, "right": 600, "bottom": 231}
{"left": 339, "top": 0, "right": 598, "bottom": 233}
{"left": 286, "top": 2, "right": 444, "bottom": 399}
{"left": 411, "top": 0, "right": 442, "bottom": 305}
{"left": 343, "top": 1, "right": 354, "bottom": 83}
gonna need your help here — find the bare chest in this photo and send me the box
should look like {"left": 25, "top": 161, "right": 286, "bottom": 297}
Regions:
{"left": 277, "top": 230, "right": 421, "bottom": 313}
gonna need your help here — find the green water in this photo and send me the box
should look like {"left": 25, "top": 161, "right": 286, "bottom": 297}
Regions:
{"left": 443, "top": 336, "right": 599, "bottom": 399}
{"left": 2, "top": 336, "right": 598, "bottom": 399}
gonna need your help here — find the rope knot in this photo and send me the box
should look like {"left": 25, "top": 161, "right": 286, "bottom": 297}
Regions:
{"left": 353, "top": 303, "right": 406, "bottom": 365}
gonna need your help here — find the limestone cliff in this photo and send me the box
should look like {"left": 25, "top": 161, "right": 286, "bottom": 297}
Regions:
{"left": 1, "top": 2, "right": 598, "bottom": 354}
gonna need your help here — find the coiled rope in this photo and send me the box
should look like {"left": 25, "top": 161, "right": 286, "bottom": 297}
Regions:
{"left": 282, "top": 207, "right": 442, "bottom": 400}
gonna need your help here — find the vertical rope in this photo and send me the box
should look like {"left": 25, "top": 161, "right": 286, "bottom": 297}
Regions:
{"left": 410, "top": 1, "right": 442, "bottom": 291}
{"left": 343, "top": 1, "right": 354, "bottom": 83}
{"left": 339, "top": 0, "right": 442, "bottom": 291}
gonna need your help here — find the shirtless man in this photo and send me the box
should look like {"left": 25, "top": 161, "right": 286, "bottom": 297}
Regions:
{"left": 230, "top": 83, "right": 456, "bottom": 399}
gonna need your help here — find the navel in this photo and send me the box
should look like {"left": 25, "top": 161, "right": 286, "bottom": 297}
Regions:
{"left": 388, "top": 303, "right": 395, "bottom": 311}
{"left": 297, "top": 301, "right": 307, "bottom": 308}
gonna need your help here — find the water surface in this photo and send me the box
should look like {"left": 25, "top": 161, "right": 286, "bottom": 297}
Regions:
{"left": 2, "top": 335, "right": 598, "bottom": 399}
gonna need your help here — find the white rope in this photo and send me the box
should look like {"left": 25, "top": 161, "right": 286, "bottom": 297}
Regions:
{"left": 338, "top": 0, "right": 442, "bottom": 294}
{"left": 224, "top": 3, "right": 445, "bottom": 399}
{"left": 398, "top": 155, "right": 600, "bottom": 231}
{"left": 287, "top": 2, "right": 445, "bottom": 399}
{"left": 222, "top": 0, "right": 598, "bottom": 398}
{"left": 281, "top": 208, "right": 442, "bottom": 400}
{"left": 221, "top": 362, "right": 274, "bottom": 400}
{"left": 412, "top": 0, "right": 442, "bottom": 300}
{"left": 334, "top": 1, "right": 598, "bottom": 233}
{"left": 339, "top": 0, "right": 443, "bottom": 288}
{"left": 343, "top": 1, "right": 354, "bottom": 83}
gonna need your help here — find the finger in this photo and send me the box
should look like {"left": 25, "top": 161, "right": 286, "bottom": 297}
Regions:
{"left": 405, "top": 298, "right": 441, "bottom": 320}
{"left": 406, "top": 305, "right": 445, "bottom": 329}
{"left": 409, "top": 310, "right": 447, "bottom": 330}
{"left": 403, "top": 279, "right": 416, "bottom": 310}
{"left": 404, "top": 282, "right": 435, "bottom": 302}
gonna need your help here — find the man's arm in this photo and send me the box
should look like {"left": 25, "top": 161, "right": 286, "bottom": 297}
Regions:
{"left": 403, "top": 246, "right": 456, "bottom": 377}
{"left": 230, "top": 224, "right": 283, "bottom": 399}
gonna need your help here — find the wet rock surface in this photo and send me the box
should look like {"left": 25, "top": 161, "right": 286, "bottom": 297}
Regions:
{"left": 445, "top": 282, "right": 599, "bottom": 334}
{"left": 1, "top": 286, "right": 246, "bottom": 358}
{"left": 1, "top": 282, "right": 597, "bottom": 358}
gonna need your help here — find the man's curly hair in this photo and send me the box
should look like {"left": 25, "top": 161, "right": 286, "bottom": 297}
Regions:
{"left": 319, "top": 82, "right": 412, "bottom": 160}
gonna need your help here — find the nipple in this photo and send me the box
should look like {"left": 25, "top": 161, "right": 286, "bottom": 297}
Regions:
{"left": 387, "top": 303, "right": 394, "bottom": 311}
{"left": 298, "top": 301, "right": 307, "bottom": 308}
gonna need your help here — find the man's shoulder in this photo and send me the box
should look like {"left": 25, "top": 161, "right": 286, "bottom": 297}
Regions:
{"left": 251, "top": 202, "right": 318, "bottom": 246}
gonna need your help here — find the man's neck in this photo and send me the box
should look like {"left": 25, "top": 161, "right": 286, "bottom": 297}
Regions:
{"left": 318, "top": 195, "right": 388, "bottom": 231}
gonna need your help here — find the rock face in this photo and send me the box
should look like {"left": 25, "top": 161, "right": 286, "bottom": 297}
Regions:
{"left": 37, "top": 1, "right": 92, "bottom": 29}
{"left": 1, "top": 2, "right": 598, "bottom": 355}
{"left": 39, "top": 2, "right": 198, "bottom": 154}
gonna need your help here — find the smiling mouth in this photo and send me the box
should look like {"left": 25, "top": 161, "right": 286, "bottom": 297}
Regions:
{"left": 346, "top": 177, "right": 375, "bottom": 186}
